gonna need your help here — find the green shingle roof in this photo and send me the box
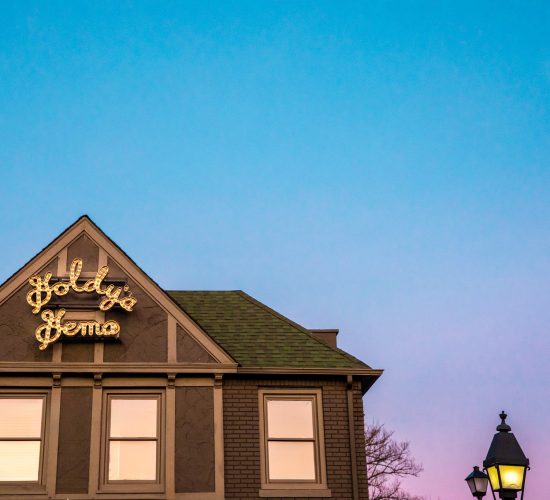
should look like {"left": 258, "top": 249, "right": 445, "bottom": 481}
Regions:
{"left": 168, "top": 290, "right": 370, "bottom": 370}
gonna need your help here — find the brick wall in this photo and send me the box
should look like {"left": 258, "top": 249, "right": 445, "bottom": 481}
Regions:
{"left": 223, "top": 375, "right": 369, "bottom": 499}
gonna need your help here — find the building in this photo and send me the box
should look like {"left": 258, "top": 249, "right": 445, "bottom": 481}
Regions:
{"left": 0, "top": 216, "right": 382, "bottom": 499}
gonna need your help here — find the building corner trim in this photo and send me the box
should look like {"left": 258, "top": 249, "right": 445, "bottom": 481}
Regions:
{"left": 347, "top": 375, "right": 359, "bottom": 500}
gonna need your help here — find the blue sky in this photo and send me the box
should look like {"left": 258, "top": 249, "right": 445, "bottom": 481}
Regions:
{"left": 1, "top": 2, "right": 549, "bottom": 498}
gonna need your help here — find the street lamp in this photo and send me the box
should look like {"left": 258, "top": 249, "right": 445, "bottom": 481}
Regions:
{"left": 483, "top": 412, "right": 529, "bottom": 500}
{"left": 466, "top": 466, "right": 489, "bottom": 499}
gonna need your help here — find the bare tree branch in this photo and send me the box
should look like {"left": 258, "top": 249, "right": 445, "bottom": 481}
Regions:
{"left": 365, "top": 422, "right": 425, "bottom": 500}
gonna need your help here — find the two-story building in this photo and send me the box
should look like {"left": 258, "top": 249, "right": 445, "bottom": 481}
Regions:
{"left": 0, "top": 216, "right": 381, "bottom": 499}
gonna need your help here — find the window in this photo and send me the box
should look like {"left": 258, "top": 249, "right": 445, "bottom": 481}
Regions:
{"left": 101, "top": 392, "right": 164, "bottom": 492}
{"left": 0, "top": 395, "right": 46, "bottom": 483}
{"left": 259, "top": 389, "right": 329, "bottom": 496}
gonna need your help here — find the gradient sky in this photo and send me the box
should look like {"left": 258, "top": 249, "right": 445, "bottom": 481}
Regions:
{"left": 1, "top": 2, "right": 549, "bottom": 498}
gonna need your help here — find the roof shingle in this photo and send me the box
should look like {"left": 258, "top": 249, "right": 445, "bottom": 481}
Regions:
{"left": 168, "top": 290, "right": 370, "bottom": 370}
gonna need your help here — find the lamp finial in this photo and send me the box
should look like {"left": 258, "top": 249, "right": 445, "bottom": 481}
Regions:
{"left": 497, "top": 411, "right": 511, "bottom": 432}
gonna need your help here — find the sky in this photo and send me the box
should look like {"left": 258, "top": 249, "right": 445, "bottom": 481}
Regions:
{"left": 1, "top": 1, "right": 549, "bottom": 498}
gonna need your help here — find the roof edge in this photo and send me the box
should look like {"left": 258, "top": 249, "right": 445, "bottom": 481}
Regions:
{"left": 238, "top": 366, "right": 383, "bottom": 395}
{"left": 0, "top": 216, "right": 237, "bottom": 366}
{"left": 0, "top": 214, "right": 91, "bottom": 289}
{"left": 235, "top": 290, "right": 371, "bottom": 369}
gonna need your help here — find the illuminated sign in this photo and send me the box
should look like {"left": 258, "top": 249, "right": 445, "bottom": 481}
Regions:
{"left": 27, "top": 258, "right": 137, "bottom": 350}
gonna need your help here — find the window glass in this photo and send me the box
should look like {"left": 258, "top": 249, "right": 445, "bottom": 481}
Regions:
{"left": 263, "top": 395, "right": 320, "bottom": 484}
{"left": 110, "top": 399, "right": 157, "bottom": 438}
{"left": 106, "top": 396, "right": 160, "bottom": 483}
{"left": 0, "top": 399, "right": 43, "bottom": 438}
{"left": 108, "top": 441, "right": 157, "bottom": 481}
{"left": 267, "top": 400, "right": 314, "bottom": 439}
{"left": 268, "top": 441, "right": 316, "bottom": 480}
{"left": 0, "top": 397, "right": 45, "bottom": 483}
{"left": 0, "top": 442, "right": 41, "bottom": 481}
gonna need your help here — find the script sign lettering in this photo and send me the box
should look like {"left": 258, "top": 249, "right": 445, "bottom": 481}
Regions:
{"left": 26, "top": 258, "right": 137, "bottom": 350}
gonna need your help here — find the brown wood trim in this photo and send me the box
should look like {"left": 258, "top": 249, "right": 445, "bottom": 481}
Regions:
{"left": 165, "top": 382, "right": 176, "bottom": 499}
{"left": 213, "top": 375, "right": 225, "bottom": 500}
{"left": 240, "top": 367, "right": 384, "bottom": 376}
{"left": 53, "top": 232, "right": 65, "bottom": 355}
{"left": 98, "top": 248, "right": 108, "bottom": 270}
{"left": 0, "top": 362, "right": 237, "bottom": 373}
{"left": 347, "top": 375, "right": 359, "bottom": 500}
{"left": 11, "top": 495, "right": 173, "bottom": 500}
{"left": 0, "top": 217, "right": 237, "bottom": 366}
{"left": 175, "top": 377, "right": 214, "bottom": 387}
{"left": 57, "top": 248, "right": 67, "bottom": 277}
{"left": 167, "top": 316, "right": 177, "bottom": 363}
{"left": 0, "top": 363, "right": 379, "bottom": 378}
{"left": 52, "top": 344, "right": 62, "bottom": 363}
{"left": 0, "top": 376, "right": 216, "bottom": 388}
{"left": 175, "top": 493, "right": 224, "bottom": 500}
{"left": 0, "top": 376, "right": 52, "bottom": 387}
{"left": 0, "top": 227, "right": 75, "bottom": 305}
{"left": 102, "top": 377, "right": 172, "bottom": 388}
{"left": 0, "top": 390, "right": 50, "bottom": 495}
{"left": 88, "top": 384, "right": 103, "bottom": 495}
{"left": 259, "top": 488, "right": 332, "bottom": 497}
{"left": 53, "top": 495, "right": 167, "bottom": 499}
{"left": 45, "top": 383, "right": 61, "bottom": 496}
{"left": 94, "top": 342, "right": 105, "bottom": 364}
{"left": 0, "top": 484, "right": 48, "bottom": 496}
{"left": 99, "top": 389, "right": 166, "bottom": 494}
{"left": 258, "top": 388, "right": 328, "bottom": 492}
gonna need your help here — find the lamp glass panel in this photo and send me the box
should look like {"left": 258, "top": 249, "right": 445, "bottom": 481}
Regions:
{"left": 474, "top": 476, "right": 489, "bottom": 493}
{"left": 0, "top": 441, "right": 41, "bottom": 481}
{"left": 487, "top": 466, "right": 500, "bottom": 491}
{"left": 267, "top": 441, "right": 316, "bottom": 480}
{"left": 0, "top": 399, "right": 43, "bottom": 438}
{"left": 466, "top": 477, "right": 477, "bottom": 494}
{"left": 499, "top": 465, "right": 525, "bottom": 490}
{"left": 267, "top": 400, "right": 314, "bottom": 439}
{"left": 108, "top": 440, "right": 157, "bottom": 481}
{"left": 110, "top": 399, "right": 157, "bottom": 438}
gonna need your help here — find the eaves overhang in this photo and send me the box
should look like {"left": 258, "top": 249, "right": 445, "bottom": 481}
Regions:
{"left": 237, "top": 366, "right": 383, "bottom": 395}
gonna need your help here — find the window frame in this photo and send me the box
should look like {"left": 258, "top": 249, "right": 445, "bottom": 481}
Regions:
{"left": 99, "top": 389, "right": 165, "bottom": 494}
{"left": 0, "top": 391, "right": 49, "bottom": 495}
{"left": 258, "top": 388, "right": 329, "bottom": 495}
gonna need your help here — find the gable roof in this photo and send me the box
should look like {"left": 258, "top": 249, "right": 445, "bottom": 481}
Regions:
{"left": 168, "top": 290, "right": 370, "bottom": 370}
{"left": 0, "top": 216, "right": 381, "bottom": 387}
{"left": 0, "top": 215, "right": 236, "bottom": 366}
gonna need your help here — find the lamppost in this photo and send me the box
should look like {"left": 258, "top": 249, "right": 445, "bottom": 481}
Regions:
{"left": 465, "top": 466, "right": 489, "bottom": 499}
{"left": 465, "top": 412, "right": 529, "bottom": 500}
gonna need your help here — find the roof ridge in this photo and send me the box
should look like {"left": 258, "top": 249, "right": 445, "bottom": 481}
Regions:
{"left": 235, "top": 290, "right": 362, "bottom": 365}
